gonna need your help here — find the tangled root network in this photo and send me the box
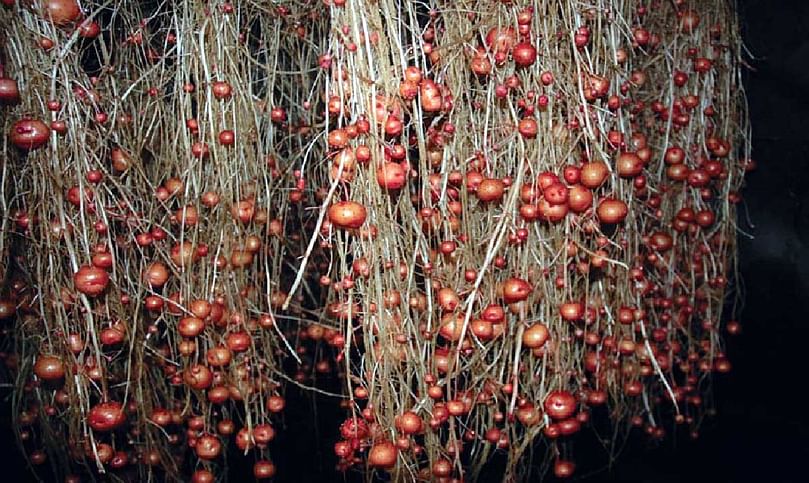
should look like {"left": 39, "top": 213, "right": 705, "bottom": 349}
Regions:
{"left": 0, "top": 0, "right": 752, "bottom": 481}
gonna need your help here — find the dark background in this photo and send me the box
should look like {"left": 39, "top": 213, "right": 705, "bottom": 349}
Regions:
{"left": 3, "top": 0, "right": 809, "bottom": 481}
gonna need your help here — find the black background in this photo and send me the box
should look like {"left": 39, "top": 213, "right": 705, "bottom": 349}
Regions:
{"left": 3, "top": 0, "right": 809, "bottom": 481}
